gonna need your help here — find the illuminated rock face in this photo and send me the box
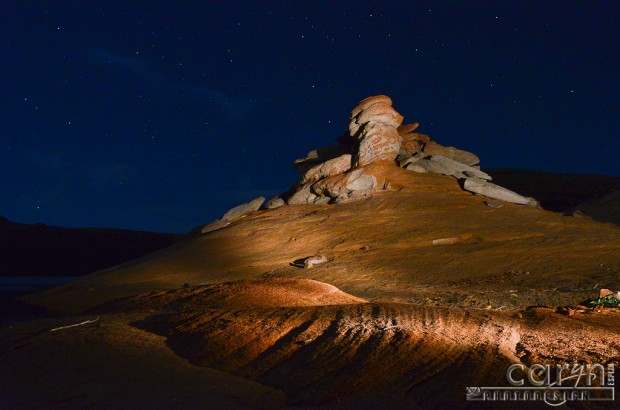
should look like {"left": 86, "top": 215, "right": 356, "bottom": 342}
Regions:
{"left": 463, "top": 178, "right": 539, "bottom": 207}
{"left": 348, "top": 96, "right": 404, "bottom": 167}
{"left": 281, "top": 94, "right": 537, "bottom": 207}
{"left": 202, "top": 95, "right": 539, "bottom": 234}
{"left": 201, "top": 196, "right": 266, "bottom": 233}
{"left": 286, "top": 95, "right": 403, "bottom": 205}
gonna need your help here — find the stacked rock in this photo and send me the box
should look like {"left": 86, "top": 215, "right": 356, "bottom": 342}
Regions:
{"left": 270, "top": 94, "right": 538, "bottom": 208}
{"left": 395, "top": 122, "right": 537, "bottom": 207}
{"left": 282, "top": 95, "right": 405, "bottom": 205}
{"left": 348, "top": 95, "right": 404, "bottom": 166}
{"left": 201, "top": 95, "right": 539, "bottom": 234}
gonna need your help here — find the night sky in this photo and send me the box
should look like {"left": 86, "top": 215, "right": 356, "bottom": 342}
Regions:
{"left": 2, "top": 1, "right": 619, "bottom": 233}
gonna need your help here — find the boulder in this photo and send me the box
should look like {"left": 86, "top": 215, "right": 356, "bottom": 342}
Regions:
{"left": 222, "top": 197, "right": 266, "bottom": 220}
{"left": 201, "top": 219, "right": 231, "bottom": 234}
{"left": 288, "top": 184, "right": 318, "bottom": 205}
{"left": 202, "top": 196, "right": 266, "bottom": 234}
{"left": 314, "top": 197, "right": 331, "bottom": 205}
{"left": 350, "top": 95, "right": 392, "bottom": 119}
{"left": 348, "top": 96, "right": 403, "bottom": 155}
{"left": 302, "top": 154, "right": 352, "bottom": 184}
{"left": 354, "top": 104, "right": 404, "bottom": 129}
{"left": 355, "top": 126, "right": 402, "bottom": 166}
{"left": 303, "top": 255, "right": 328, "bottom": 268}
{"left": 400, "top": 133, "right": 430, "bottom": 155}
{"left": 463, "top": 178, "right": 539, "bottom": 207}
{"left": 599, "top": 289, "right": 614, "bottom": 299}
{"left": 312, "top": 168, "right": 378, "bottom": 203}
{"left": 397, "top": 123, "right": 420, "bottom": 134}
{"left": 266, "top": 196, "right": 285, "bottom": 209}
{"left": 399, "top": 152, "right": 425, "bottom": 168}
{"left": 404, "top": 156, "right": 491, "bottom": 180}
{"left": 293, "top": 144, "right": 352, "bottom": 175}
{"left": 405, "top": 162, "right": 429, "bottom": 173}
{"left": 423, "top": 141, "right": 480, "bottom": 166}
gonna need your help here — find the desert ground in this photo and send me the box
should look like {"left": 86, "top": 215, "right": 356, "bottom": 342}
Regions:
{"left": 1, "top": 167, "right": 618, "bottom": 409}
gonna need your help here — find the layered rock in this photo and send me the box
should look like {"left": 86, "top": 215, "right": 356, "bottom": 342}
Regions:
{"left": 349, "top": 96, "right": 404, "bottom": 166}
{"left": 463, "top": 178, "right": 539, "bottom": 207}
{"left": 422, "top": 141, "right": 480, "bottom": 166}
{"left": 293, "top": 145, "right": 353, "bottom": 175}
{"left": 301, "top": 154, "right": 352, "bottom": 184}
{"left": 281, "top": 94, "right": 537, "bottom": 208}
{"left": 284, "top": 95, "right": 404, "bottom": 205}
{"left": 392, "top": 109, "right": 537, "bottom": 207}
{"left": 397, "top": 132, "right": 479, "bottom": 166}
{"left": 201, "top": 95, "right": 540, "bottom": 235}
{"left": 402, "top": 154, "right": 492, "bottom": 180}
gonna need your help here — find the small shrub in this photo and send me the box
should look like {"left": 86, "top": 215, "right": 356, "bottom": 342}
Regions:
{"left": 589, "top": 294, "right": 620, "bottom": 308}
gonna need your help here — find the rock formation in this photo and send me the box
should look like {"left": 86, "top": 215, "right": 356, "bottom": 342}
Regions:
{"left": 202, "top": 95, "right": 539, "bottom": 234}
{"left": 303, "top": 255, "right": 328, "bottom": 269}
{"left": 201, "top": 196, "right": 265, "bottom": 233}
{"left": 281, "top": 95, "right": 406, "bottom": 205}
{"left": 349, "top": 95, "right": 404, "bottom": 166}
{"left": 279, "top": 94, "right": 536, "bottom": 208}
{"left": 463, "top": 178, "right": 539, "bottom": 207}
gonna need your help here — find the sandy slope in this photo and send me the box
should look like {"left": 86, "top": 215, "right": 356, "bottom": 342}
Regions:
{"left": 0, "top": 312, "right": 286, "bottom": 409}
{"left": 4, "top": 277, "right": 619, "bottom": 409}
{"left": 5, "top": 165, "right": 620, "bottom": 408}
{"left": 29, "top": 166, "right": 620, "bottom": 313}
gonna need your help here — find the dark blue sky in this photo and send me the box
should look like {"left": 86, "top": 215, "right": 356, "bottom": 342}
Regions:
{"left": 2, "top": 1, "right": 619, "bottom": 233}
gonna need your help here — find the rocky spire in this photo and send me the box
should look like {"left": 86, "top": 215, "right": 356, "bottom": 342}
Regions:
{"left": 348, "top": 95, "right": 403, "bottom": 166}
{"left": 203, "top": 95, "right": 539, "bottom": 233}
{"left": 281, "top": 95, "right": 407, "bottom": 206}
{"left": 278, "top": 94, "right": 537, "bottom": 208}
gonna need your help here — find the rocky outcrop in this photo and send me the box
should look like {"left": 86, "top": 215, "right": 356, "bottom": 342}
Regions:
{"left": 402, "top": 155, "right": 492, "bottom": 180}
{"left": 293, "top": 145, "right": 353, "bottom": 175}
{"left": 200, "top": 95, "right": 539, "bottom": 233}
{"left": 422, "top": 141, "right": 480, "bottom": 166}
{"left": 281, "top": 94, "right": 538, "bottom": 208}
{"left": 399, "top": 132, "right": 429, "bottom": 156}
{"left": 265, "top": 196, "right": 285, "bottom": 210}
{"left": 284, "top": 95, "right": 404, "bottom": 205}
{"left": 201, "top": 197, "right": 265, "bottom": 234}
{"left": 222, "top": 197, "right": 265, "bottom": 220}
{"left": 349, "top": 96, "right": 403, "bottom": 166}
{"left": 301, "top": 154, "right": 352, "bottom": 184}
{"left": 390, "top": 105, "right": 538, "bottom": 207}
{"left": 463, "top": 178, "right": 538, "bottom": 207}
{"left": 311, "top": 168, "right": 379, "bottom": 203}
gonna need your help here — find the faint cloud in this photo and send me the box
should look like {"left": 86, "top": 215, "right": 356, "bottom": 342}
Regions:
{"left": 87, "top": 48, "right": 159, "bottom": 83}
{"left": 86, "top": 47, "right": 254, "bottom": 121}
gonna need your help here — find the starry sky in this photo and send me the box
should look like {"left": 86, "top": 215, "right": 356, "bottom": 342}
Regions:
{"left": 2, "top": 1, "right": 619, "bottom": 233}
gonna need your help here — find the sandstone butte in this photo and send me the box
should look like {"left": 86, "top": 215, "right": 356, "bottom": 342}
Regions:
{"left": 3, "top": 95, "right": 620, "bottom": 409}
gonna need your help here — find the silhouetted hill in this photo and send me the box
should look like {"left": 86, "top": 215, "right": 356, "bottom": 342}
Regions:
{"left": 0, "top": 217, "right": 181, "bottom": 277}
{"left": 489, "top": 168, "right": 620, "bottom": 226}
